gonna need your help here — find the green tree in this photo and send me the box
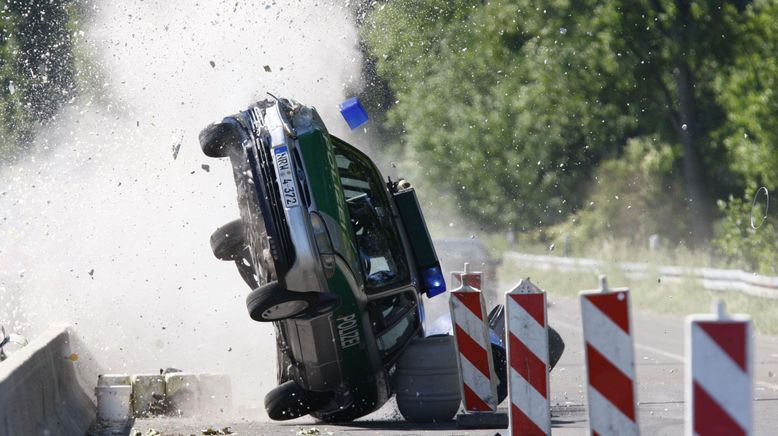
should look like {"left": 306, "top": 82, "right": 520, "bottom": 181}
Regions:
{"left": 0, "top": 5, "right": 30, "bottom": 155}
{"left": 363, "top": 0, "right": 748, "bottom": 242}
{"left": 712, "top": 0, "right": 778, "bottom": 273}
{"left": 0, "top": 0, "right": 76, "bottom": 159}
{"left": 715, "top": 0, "right": 778, "bottom": 188}
{"left": 612, "top": 0, "right": 747, "bottom": 242}
{"left": 364, "top": 0, "right": 637, "bottom": 231}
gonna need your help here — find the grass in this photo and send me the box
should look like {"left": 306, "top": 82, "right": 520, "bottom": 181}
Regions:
{"left": 498, "top": 259, "right": 778, "bottom": 335}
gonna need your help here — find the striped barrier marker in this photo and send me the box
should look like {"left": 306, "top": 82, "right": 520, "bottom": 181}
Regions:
{"left": 686, "top": 300, "right": 752, "bottom": 436}
{"left": 580, "top": 276, "right": 639, "bottom": 436}
{"left": 449, "top": 263, "right": 499, "bottom": 413}
{"left": 452, "top": 268, "right": 482, "bottom": 290}
{"left": 506, "top": 279, "right": 551, "bottom": 436}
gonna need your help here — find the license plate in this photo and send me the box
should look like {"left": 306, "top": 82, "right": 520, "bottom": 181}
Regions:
{"left": 274, "top": 146, "right": 299, "bottom": 208}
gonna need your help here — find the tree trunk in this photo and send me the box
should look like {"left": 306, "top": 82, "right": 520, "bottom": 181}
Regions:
{"left": 676, "top": 62, "right": 711, "bottom": 244}
{"left": 675, "top": 0, "right": 711, "bottom": 244}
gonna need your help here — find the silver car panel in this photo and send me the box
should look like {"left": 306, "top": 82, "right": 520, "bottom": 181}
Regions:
{"left": 264, "top": 102, "right": 327, "bottom": 293}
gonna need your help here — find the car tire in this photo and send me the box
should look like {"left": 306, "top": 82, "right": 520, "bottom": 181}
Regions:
{"left": 209, "top": 219, "right": 245, "bottom": 261}
{"left": 491, "top": 342, "right": 507, "bottom": 403}
{"left": 246, "top": 282, "right": 315, "bottom": 322}
{"left": 265, "top": 380, "right": 333, "bottom": 421}
{"left": 199, "top": 119, "right": 243, "bottom": 158}
{"left": 395, "top": 335, "right": 461, "bottom": 423}
{"left": 314, "top": 404, "right": 375, "bottom": 423}
{"left": 549, "top": 325, "right": 565, "bottom": 370}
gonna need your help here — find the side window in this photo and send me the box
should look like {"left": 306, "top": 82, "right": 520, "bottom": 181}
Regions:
{"left": 368, "top": 291, "right": 419, "bottom": 360}
{"left": 332, "top": 140, "right": 409, "bottom": 293}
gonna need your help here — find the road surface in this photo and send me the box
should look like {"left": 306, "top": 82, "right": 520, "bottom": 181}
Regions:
{"left": 130, "top": 295, "right": 778, "bottom": 435}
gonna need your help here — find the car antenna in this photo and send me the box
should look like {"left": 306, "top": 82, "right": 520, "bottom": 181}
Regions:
{"left": 266, "top": 92, "right": 280, "bottom": 102}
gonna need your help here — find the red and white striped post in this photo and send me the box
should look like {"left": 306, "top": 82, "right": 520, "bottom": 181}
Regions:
{"left": 452, "top": 267, "right": 482, "bottom": 290}
{"left": 686, "top": 300, "right": 752, "bottom": 436}
{"left": 449, "top": 263, "right": 499, "bottom": 413}
{"left": 506, "top": 279, "right": 551, "bottom": 436}
{"left": 580, "top": 276, "right": 639, "bottom": 436}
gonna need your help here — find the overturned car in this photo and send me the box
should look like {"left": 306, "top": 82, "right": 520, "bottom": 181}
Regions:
{"left": 199, "top": 97, "right": 562, "bottom": 422}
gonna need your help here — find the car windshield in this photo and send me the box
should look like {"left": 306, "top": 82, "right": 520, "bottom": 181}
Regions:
{"left": 332, "top": 137, "right": 409, "bottom": 293}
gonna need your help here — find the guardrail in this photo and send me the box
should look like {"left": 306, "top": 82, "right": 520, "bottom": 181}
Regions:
{"left": 505, "top": 252, "right": 778, "bottom": 299}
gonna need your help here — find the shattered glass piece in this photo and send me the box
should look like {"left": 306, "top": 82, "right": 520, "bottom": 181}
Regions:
{"left": 171, "top": 129, "right": 184, "bottom": 160}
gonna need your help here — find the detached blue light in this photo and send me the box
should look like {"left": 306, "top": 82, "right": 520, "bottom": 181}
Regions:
{"left": 422, "top": 265, "right": 447, "bottom": 298}
{"left": 339, "top": 97, "right": 369, "bottom": 129}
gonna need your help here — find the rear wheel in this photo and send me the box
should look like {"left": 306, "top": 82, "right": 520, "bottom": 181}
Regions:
{"left": 395, "top": 335, "right": 460, "bottom": 423}
{"left": 199, "top": 119, "right": 243, "bottom": 158}
{"left": 246, "top": 282, "right": 316, "bottom": 322}
{"left": 265, "top": 380, "right": 333, "bottom": 421}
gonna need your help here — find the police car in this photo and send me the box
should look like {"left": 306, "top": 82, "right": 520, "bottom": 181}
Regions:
{"left": 200, "top": 97, "right": 454, "bottom": 422}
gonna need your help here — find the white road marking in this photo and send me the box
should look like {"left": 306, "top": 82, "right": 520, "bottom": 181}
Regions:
{"left": 550, "top": 318, "right": 778, "bottom": 393}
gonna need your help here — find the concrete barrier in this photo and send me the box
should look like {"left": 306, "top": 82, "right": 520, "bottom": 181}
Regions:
{"left": 0, "top": 326, "right": 96, "bottom": 436}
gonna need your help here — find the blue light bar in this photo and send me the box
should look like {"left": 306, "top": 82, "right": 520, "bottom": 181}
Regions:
{"left": 339, "top": 97, "right": 369, "bottom": 129}
{"left": 422, "top": 265, "right": 447, "bottom": 298}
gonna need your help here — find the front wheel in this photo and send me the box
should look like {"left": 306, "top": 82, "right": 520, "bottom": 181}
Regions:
{"left": 246, "top": 282, "right": 315, "bottom": 322}
{"left": 210, "top": 219, "right": 245, "bottom": 261}
{"left": 199, "top": 119, "right": 244, "bottom": 158}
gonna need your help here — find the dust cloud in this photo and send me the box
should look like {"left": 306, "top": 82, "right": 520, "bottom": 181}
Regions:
{"left": 0, "top": 0, "right": 363, "bottom": 411}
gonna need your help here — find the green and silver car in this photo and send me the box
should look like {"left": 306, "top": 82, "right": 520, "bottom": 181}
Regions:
{"left": 199, "top": 97, "right": 449, "bottom": 422}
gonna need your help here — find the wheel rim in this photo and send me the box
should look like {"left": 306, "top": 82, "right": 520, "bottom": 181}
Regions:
{"left": 262, "top": 300, "right": 308, "bottom": 320}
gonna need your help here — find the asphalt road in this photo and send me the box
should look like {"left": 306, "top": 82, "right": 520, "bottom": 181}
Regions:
{"left": 130, "top": 295, "right": 778, "bottom": 435}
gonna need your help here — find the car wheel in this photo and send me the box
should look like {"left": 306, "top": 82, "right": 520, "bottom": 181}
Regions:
{"left": 491, "top": 342, "right": 507, "bottom": 403}
{"left": 265, "top": 380, "right": 333, "bottom": 421}
{"left": 246, "top": 282, "right": 315, "bottom": 322}
{"left": 209, "top": 219, "right": 245, "bottom": 261}
{"left": 199, "top": 119, "right": 243, "bottom": 158}
{"left": 314, "top": 404, "right": 375, "bottom": 423}
{"left": 549, "top": 325, "right": 565, "bottom": 370}
{"left": 395, "top": 335, "right": 461, "bottom": 423}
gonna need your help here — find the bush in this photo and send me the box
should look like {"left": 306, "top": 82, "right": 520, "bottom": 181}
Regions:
{"left": 713, "top": 186, "right": 778, "bottom": 275}
{"left": 549, "top": 137, "right": 689, "bottom": 248}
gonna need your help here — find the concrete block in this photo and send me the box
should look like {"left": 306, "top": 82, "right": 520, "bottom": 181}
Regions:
{"left": 165, "top": 372, "right": 199, "bottom": 416}
{"left": 98, "top": 374, "right": 131, "bottom": 386}
{"left": 163, "top": 372, "right": 232, "bottom": 416}
{"left": 130, "top": 374, "right": 166, "bottom": 417}
{"left": 95, "top": 385, "right": 132, "bottom": 422}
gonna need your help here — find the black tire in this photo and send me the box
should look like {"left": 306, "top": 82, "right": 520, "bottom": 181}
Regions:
{"left": 491, "top": 342, "right": 508, "bottom": 403}
{"left": 549, "top": 325, "right": 565, "bottom": 370}
{"left": 314, "top": 404, "right": 375, "bottom": 423}
{"left": 199, "top": 119, "right": 243, "bottom": 158}
{"left": 246, "top": 282, "right": 315, "bottom": 322}
{"left": 395, "top": 335, "right": 460, "bottom": 423}
{"left": 210, "top": 219, "right": 245, "bottom": 261}
{"left": 265, "top": 380, "right": 333, "bottom": 421}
